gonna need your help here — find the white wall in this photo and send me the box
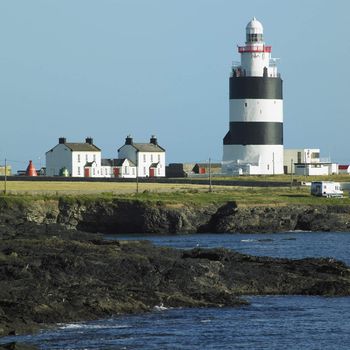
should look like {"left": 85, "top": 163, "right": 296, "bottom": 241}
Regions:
{"left": 241, "top": 50, "right": 271, "bottom": 77}
{"left": 137, "top": 152, "right": 165, "bottom": 177}
{"left": 46, "top": 144, "right": 72, "bottom": 176}
{"left": 284, "top": 149, "right": 320, "bottom": 174}
{"left": 230, "top": 99, "right": 283, "bottom": 122}
{"left": 71, "top": 151, "right": 101, "bottom": 177}
{"left": 118, "top": 145, "right": 137, "bottom": 165}
{"left": 118, "top": 145, "right": 165, "bottom": 177}
{"left": 223, "top": 144, "right": 284, "bottom": 175}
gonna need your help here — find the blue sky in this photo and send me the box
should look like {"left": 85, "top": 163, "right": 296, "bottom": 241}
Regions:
{"left": 0, "top": 0, "right": 349, "bottom": 171}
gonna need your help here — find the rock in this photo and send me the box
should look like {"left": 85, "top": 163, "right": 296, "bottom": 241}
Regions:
{"left": 2, "top": 196, "right": 350, "bottom": 234}
{"left": 0, "top": 233, "right": 349, "bottom": 337}
{"left": 0, "top": 343, "right": 39, "bottom": 350}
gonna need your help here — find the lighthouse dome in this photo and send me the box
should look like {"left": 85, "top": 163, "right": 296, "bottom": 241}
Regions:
{"left": 245, "top": 17, "right": 264, "bottom": 43}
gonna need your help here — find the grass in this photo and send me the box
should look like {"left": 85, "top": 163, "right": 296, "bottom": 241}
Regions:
{"left": 0, "top": 180, "right": 350, "bottom": 207}
{"left": 197, "top": 174, "right": 350, "bottom": 183}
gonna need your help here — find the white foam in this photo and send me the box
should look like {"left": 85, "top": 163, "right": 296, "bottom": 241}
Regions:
{"left": 153, "top": 303, "right": 168, "bottom": 311}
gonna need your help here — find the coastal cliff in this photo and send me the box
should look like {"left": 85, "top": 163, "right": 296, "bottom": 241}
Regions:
{"left": 1, "top": 196, "right": 350, "bottom": 235}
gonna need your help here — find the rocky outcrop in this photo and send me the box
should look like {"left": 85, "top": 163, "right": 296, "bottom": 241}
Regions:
{"left": 1, "top": 197, "right": 350, "bottom": 235}
{"left": 0, "top": 231, "right": 349, "bottom": 337}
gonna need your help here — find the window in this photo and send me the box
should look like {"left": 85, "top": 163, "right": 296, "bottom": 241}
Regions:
{"left": 143, "top": 154, "right": 146, "bottom": 162}
{"left": 105, "top": 168, "right": 108, "bottom": 175}
{"left": 93, "top": 168, "right": 95, "bottom": 175}
{"left": 86, "top": 154, "right": 88, "bottom": 162}
{"left": 93, "top": 154, "right": 96, "bottom": 162}
{"left": 125, "top": 166, "right": 129, "bottom": 175}
{"left": 151, "top": 154, "right": 153, "bottom": 162}
{"left": 143, "top": 167, "right": 146, "bottom": 175}
{"left": 245, "top": 102, "right": 247, "bottom": 107}
{"left": 78, "top": 154, "right": 81, "bottom": 163}
{"left": 132, "top": 168, "right": 135, "bottom": 175}
{"left": 246, "top": 33, "right": 263, "bottom": 42}
{"left": 158, "top": 154, "right": 160, "bottom": 161}
{"left": 77, "top": 167, "right": 80, "bottom": 175}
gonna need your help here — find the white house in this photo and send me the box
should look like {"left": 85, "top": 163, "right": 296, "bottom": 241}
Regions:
{"left": 101, "top": 158, "right": 136, "bottom": 178}
{"left": 118, "top": 135, "right": 166, "bottom": 177}
{"left": 46, "top": 137, "right": 102, "bottom": 177}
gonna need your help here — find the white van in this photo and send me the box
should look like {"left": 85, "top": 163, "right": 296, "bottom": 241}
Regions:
{"left": 311, "top": 181, "right": 343, "bottom": 198}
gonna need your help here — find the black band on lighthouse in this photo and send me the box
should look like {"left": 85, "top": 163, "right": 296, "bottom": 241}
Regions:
{"left": 230, "top": 76, "right": 283, "bottom": 100}
{"left": 223, "top": 121, "right": 283, "bottom": 145}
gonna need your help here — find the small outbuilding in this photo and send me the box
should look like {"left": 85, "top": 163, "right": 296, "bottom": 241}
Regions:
{"left": 338, "top": 165, "right": 350, "bottom": 174}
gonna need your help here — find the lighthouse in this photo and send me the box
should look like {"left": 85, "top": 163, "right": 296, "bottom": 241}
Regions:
{"left": 223, "top": 18, "right": 283, "bottom": 175}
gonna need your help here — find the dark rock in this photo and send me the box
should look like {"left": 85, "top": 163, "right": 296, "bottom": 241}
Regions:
{"left": 0, "top": 230, "right": 349, "bottom": 337}
{"left": 2, "top": 197, "right": 350, "bottom": 234}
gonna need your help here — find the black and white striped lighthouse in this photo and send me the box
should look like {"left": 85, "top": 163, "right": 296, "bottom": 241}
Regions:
{"left": 223, "top": 18, "right": 283, "bottom": 175}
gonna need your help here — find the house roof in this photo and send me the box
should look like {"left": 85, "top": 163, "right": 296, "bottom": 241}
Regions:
{"left": 64, "top": 143, "right": 101, "bottom": 152}
{"left": 85, "top": 161, "right": 97, "bottom": 167}
{"left": 101, "top": 158, "right": 136, "bottom": 167}
{"left": 119, "top": 143, "right": 165, "bottom": 153}
{"left": 195, "top": 163, "right": 222, "bottom": 168}
{"left": 339, "top": 165, "right": 349, "bottom": 170}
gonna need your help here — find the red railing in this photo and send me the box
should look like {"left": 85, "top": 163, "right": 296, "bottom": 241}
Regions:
{"left": 238, "top": 45, "right": 272, "bottom": 53}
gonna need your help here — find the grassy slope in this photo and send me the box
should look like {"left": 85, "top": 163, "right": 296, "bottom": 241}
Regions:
{"left": 0, "top": 182, "right": 349, "bottom": 207}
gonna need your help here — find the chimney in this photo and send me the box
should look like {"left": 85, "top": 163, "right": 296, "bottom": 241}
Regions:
{"left": 86, "top": 137, "right": 93, "bottom": 145}
{"left": 150, "top": 135, "right": 157, "bottom": 145}
{"left": 125, "top": 135, "right": 133, "bottom": 145}
{"left": 59, "top": 137, "right": 66, "bottom": 144}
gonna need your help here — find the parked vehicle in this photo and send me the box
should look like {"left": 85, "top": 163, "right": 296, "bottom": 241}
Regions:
{"left": 311, "top": 181, "right": 343, "bottom": 198}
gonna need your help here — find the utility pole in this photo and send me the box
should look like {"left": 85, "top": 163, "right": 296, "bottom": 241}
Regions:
{"left": 4, "top": 158, "right": 7, "bottom": 194}
{"left": 272, "top": 152, "right": 275, "bottom": 176}
{"left": 290, "top": 158, "right": 293, "bottom": 188}
{"left": 136, "top": 166, "right": 139, "bottom": 194}
{"left": 208, "top": 157, "right": 212, "bottom": 192}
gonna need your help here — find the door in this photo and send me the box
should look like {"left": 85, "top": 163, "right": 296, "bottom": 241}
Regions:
{"left": 113, "top": 167, "right": 120, "bottom": 177}
{"left": 150, "top": 168, "right": 155, "bottom": 177}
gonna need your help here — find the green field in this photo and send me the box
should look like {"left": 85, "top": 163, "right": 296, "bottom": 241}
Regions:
{"left": 0, "top": 179, "right": 349, "bottom": 206}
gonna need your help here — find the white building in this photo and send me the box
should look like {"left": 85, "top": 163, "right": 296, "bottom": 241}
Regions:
{"left": 284, "top": 148, "right": 338, "bottom": 176}
{"left": 223, "top": 18, "right": 284, "bottom": 175}
{"left": 118, "top": 135, "right": 166, "bottom": 177}
{"left": 101, "top": 158, "right": 136, "bottom": 178}
{"left": 284, "top": 149, "right": 320, "bottom": 174}
{"left": 46, "top": 137, "right": 102, "bottom": 177}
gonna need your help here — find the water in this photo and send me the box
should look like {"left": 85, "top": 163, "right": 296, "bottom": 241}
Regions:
{"left": 107, "top": 231, "right": 350, "bottom": 265}
{"left": 2, "top": 232, "right": 350, "bottom": 349}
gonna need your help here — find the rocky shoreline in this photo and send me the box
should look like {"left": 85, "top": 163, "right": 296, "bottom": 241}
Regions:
{"left": 0, "top": 228, "right": 350, "bottom": 338}
{"left": 2, "top": 197, "right": 350, "bottom": 235}
{"left": 1, "top": 197, "right": 350, "bottom": 339}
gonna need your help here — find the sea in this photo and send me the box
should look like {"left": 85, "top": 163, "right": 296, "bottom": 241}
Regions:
{"left": 1, "top": 232, "right": 350, "bottom": 350}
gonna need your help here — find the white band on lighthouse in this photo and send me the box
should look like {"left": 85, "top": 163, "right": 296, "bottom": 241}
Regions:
{"left": 222, "top": 18, "right": 284, "bottom": 175}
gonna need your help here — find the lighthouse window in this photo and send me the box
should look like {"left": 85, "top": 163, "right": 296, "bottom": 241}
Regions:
{"left": 245, "top": 102, "right": 247, "bottom": 107}
{"left": 246, "top": 33, "right": 263, "bottom": 42}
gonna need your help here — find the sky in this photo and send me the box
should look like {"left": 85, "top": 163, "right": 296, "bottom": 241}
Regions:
{"left": 0, "top": 0, "right": 349, "bottom": 171}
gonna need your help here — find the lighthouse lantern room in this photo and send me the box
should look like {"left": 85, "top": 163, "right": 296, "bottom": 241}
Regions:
{"left": 222, "top": 18, "right": 284, "bottom": 175}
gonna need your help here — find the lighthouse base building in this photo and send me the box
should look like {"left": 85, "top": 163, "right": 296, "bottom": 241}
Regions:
{"left": 222, "top": 18, "right": 284, "bottom": 175}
